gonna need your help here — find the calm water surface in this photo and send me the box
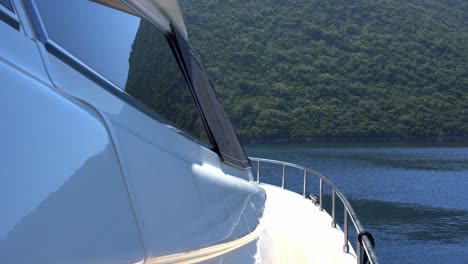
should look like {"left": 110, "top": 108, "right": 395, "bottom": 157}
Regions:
{"left": 245, "top": 142, "right": 468, "bottom": 264}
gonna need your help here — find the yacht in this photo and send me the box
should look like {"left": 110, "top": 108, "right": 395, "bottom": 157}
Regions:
{"left": 0, "top": 0, "right": 378, "bottom": 263}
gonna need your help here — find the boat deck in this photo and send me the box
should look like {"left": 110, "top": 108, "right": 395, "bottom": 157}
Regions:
{"left": 257, "top": 184, "right": 356, "bottom": 264}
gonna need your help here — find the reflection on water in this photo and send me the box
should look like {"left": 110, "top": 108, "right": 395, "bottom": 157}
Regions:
{"left": 246, "top": 142, "right": 468, "bottom": 264}
{"left": 315, "top": 151, "right": 468, "bottom": 171}
{"left": 351, "top": 198, "right": 468, "bottom": 243}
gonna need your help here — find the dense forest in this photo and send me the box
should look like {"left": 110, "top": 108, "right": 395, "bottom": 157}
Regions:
{"left": 181, "top": 0, "right": 467, "bottom": 141}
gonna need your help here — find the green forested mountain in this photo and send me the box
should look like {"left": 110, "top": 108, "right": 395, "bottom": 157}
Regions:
{"left": 182, "top": 0, "right": 468, "bottom": 141}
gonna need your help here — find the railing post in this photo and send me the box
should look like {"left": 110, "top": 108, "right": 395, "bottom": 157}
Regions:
{"left": 256, "top": 160, "right": 260, "bottom": 183}
{"left": 282, "top": 164, "right": 285, "bottom": 189}
{"left": 343, "top": 207, "right": 349, "bottom": 253}
{"left": 356, "top": 238, "right": 362, "bottom": 264}
{"left": 331, "top": 190, "right": 336, "bottom": 228}
{"left": 303, "top": 170, "right": 307, "bottom": 198}
{"left": 319, "top": 178, "right": 323, "bottom": 211}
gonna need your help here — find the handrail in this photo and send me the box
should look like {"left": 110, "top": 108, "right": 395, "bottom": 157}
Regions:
{"left": 250, "top": 157, "right": 379, "bottom": 264}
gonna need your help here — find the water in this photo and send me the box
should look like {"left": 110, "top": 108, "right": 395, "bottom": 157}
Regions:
{"left": 245, "top": 142, "right": 468, "bottom": 264}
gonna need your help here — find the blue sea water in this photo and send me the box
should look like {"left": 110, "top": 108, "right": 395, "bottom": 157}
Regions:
{"left": 245, "top": 142, "right": 468, "bottom": 264}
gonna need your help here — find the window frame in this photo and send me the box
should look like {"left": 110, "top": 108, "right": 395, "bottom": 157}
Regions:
{"left": 24, "top": 0, "right": 215, "bottom": 148}
{"left": 171, "top": 30, "right": 251, "bottom": 169}
{"left": 0, "top": 0, "right": 20, "bottom": 30}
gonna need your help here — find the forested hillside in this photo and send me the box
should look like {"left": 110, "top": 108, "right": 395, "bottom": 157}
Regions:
{"left": 181, "top": 0, "right": 468, "bottom": 141}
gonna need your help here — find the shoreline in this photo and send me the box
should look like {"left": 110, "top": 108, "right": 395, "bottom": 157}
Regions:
{"left": 243, "top": 136, "right": 468, "bottom": 145}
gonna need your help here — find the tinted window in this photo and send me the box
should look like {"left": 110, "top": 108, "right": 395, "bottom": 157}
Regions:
{"left": 0, "top": 0, "right": 14, "bottom": 12}
{"left": 35, "top": 0, "right": 210, "bottom": 143}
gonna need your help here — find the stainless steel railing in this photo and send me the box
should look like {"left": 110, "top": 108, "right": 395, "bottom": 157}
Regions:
{"left": 250, "top": 157, "right": 379, "bottom": 264}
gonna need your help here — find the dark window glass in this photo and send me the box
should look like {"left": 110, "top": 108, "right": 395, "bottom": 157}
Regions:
{"left": 35, "top": 0, "right": 210, "bottom": 143}
{"left": 0, "top": 0, "right": 14, "bottom": 12}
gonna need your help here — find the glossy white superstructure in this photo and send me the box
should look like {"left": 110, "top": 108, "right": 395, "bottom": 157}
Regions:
{"left": 0, "top": 1, "right": 370, "bottom": 263}
{"left": 0, "top": 1, "right": 265, "bottom": 263}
